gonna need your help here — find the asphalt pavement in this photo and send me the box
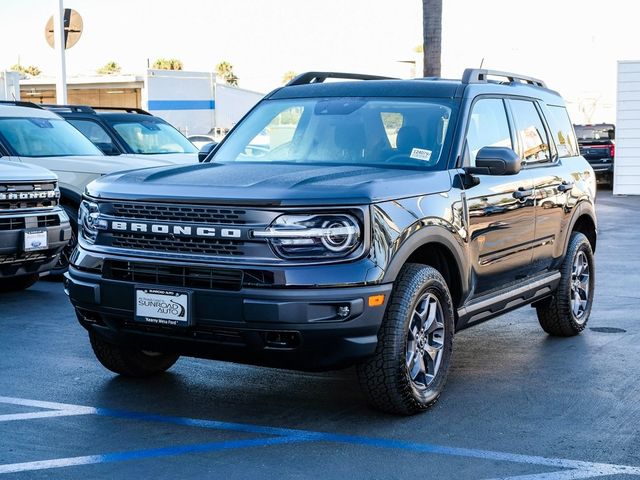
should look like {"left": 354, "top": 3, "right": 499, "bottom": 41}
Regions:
{"left": 1, "top": 190, "right": 639, "bottom": 479}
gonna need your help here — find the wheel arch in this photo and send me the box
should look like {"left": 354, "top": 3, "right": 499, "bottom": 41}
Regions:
{"left": 381, "top": 226, "right": 468, "bottom": 308}
{"left": 566, "top": 201, "right": 597, "bottom": 254}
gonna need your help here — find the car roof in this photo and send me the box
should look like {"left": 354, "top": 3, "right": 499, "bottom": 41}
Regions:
{"left": 96, "top": 112, "right": 166, "bottom": 123}
{"left": 0, "top": 104, "right": 61, "bottom": 119}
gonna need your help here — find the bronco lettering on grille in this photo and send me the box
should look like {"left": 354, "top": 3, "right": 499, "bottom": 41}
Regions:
{"left": 0, "top": 191, "right": 59, "bottom": 201}
{"left": 110, "top": 221, "right": 243, "bottom": 239}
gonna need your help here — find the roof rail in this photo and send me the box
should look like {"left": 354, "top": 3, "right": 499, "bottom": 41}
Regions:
{"left": 286, "top": 71, "right": 398, "bottom": 86}
{"left": 39, "top": 104, "right": 96, "bottom": 114}
{"left": 462, "top": 68, "right": 547, "bottom": 88}
{"left": 0, "top": 100, "right": 44, "bottom": 109}
{"left": 91, "top": 106, "right": 151, "bottom": 115}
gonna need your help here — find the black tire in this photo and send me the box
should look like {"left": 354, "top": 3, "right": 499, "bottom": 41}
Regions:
{"left": 357, "top": 264, "right": 455, "bottom": 415}
{"left": 536, "top": 232, "right": 595, "bottom": 336}
{"left": 89, "top": 331, "right": 179, "bottom": 377}
{"left": 0, "top": 274, "right": 39, "bottom": 293}
{"left": 49, "top": 204, "right": 77, "bottom": 277}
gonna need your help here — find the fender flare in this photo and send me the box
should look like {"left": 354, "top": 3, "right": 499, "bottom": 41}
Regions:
{"left": 59, "top": 186, "right": 82, "bottom": 209}
{"left": 381, "top": 224, "right": 469, "bottom": 301}
{"left": 561, "top": 200, "right": 598, "bottom": 256}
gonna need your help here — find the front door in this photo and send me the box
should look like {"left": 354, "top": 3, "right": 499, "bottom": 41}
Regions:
{"left": 463, "top": 98, "right": 536, "bottom": 296}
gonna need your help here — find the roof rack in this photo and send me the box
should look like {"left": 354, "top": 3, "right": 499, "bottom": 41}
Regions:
{"left": 0, "top": 100, "right": 44, "bottom": 109}
{"left": 91, "top": 106, "right": 151, "bottom": 115}
{"left": 286, "top": 71, "right": 398, "bottom": 86}
{"left": 39, "top": 104, "right": 96, "bottom": 114}
{"left": 462, "top": 68, "right": 547, "bottom": 88}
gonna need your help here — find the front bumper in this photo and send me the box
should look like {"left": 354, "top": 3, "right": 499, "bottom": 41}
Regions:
{"left": 66, "top": 254, "right": 392, "bottom": 371}
{"left": 0, "top": 210, "right": 72, "bottom": 278}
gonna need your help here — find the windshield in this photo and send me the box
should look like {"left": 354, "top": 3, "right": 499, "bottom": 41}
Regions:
{"left": 211, "top": 98, "right": 453, "bottom": 169}
{"left": 574, "top": 125, "right": 614, "bottom": 141}
{"left": 111, "top": 120, "right": 197, "bottom": 154}
{"left": 0, "top": 117, "right": 103, "bottom": 157}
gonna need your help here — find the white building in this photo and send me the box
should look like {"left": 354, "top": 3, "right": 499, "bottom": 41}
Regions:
{"left": 615, "top": 61, "right": 640, "bottom": 195}
{"left": 19, "top": 69, "right": 264, "bottom": 136}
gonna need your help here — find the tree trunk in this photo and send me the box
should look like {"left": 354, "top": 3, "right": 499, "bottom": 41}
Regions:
{"left": 422, "top": 0, "right": 442, "bottom": 77}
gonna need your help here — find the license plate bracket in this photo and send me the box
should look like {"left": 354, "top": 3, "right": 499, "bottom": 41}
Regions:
{"left": 24, "top": 229, "right": 48, "bottom": 252}
{"left": 134, "top": 287, "right": 191, "bottom": 327}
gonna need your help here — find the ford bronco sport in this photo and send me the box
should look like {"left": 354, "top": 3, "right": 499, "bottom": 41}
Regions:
{"left": 0, "top": 161, "right": 71, "bottom": 291}
{"left": 66, "top": 69, "right": 597, "bottom": 414}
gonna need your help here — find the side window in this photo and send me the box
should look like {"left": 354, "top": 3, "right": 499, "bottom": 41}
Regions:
{"left": 68, "top": 119, "right": 116, "bottom": 153}
{"left": 465, "top": 98, "right": 512, "bottom": 165}
{"left": 510, "top": 100, "right": 551, "bottom": 164}
{"left": 545, "top": 106, "right": 579, "bottom": 158}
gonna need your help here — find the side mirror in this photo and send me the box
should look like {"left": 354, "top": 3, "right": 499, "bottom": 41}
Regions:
{"left": 465, "top": 147, "right": 522, "bottom": 176}
{"left": 198, "top": 142, "right": 218, "bottom": 163}
{"left": 95, "top": 142, "right": 120, "bottom": 156}
{"left": 608, "top": 129, "right": 615, "bottom": 140}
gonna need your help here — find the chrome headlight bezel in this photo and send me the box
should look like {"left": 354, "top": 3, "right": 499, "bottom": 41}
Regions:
{"left": 78, "top": 200, "right": 106, "bottom": 244}
{"left": 253, "top": 212, "right": 363, "bottom": 259}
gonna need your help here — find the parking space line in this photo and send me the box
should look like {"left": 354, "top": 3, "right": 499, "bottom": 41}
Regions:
{"left": 0, "top": 410, "right": 96, "bottom": 422}
{"left": 0, "top": 436, "right": 309, "bottom": 475}
{"left": 1, "top": 396, "right": 639, "bottom": 478}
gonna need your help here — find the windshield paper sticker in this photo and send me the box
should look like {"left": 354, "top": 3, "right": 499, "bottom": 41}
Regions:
{"left": 410, "top": 148, "right": 432, "bottom": 162}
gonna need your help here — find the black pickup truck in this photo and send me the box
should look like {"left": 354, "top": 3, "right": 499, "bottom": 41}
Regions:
{"left": 1, "top": 162, "right": 72, "bottom": 291}
{"left": 574, "top": 124, "right": 615, "bottom": 187}
{"left": 66, "top": 69, "right": 597, "bottom": 414}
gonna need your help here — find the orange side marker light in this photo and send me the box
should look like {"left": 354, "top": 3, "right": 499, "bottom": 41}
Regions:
{"left": 368, "top": 294, "right": 385, "bottom": 307}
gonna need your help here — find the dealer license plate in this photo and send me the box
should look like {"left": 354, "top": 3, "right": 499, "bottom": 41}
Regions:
{"left": 24, "top": 229, "right": 48, "bottom": 252}
{"left": 135, "top": 288, "right": 191, "bottom": 327}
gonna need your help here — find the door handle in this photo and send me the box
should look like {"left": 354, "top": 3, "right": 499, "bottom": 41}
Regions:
{"left": 558, "top": 181, "right": 574, "bottom": 192}
{"left": 512, "top": 188, "right": 533, "bottom": 200}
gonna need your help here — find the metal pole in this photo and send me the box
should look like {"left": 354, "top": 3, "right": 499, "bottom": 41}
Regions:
{"left": 53, "top": 0, "right": 67, "bottom": 104}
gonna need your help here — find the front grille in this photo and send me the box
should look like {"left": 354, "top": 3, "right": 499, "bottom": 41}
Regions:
{"left": 111, "top": 203, "right": 247, "bottom": 224}
{"left": 0, "top": 183, "right": 59, "bottom": 211}
{"left": 104, "top": 260, "right": 243, "bottom": 291}
{"left": 0, "top": 252, "right": 50, "bottom": 265}
{"left": 110, "top": 233, "right": 244, "bottom": 256}
{"left": 0, "top": 215, "right": 61, "bottom": 231}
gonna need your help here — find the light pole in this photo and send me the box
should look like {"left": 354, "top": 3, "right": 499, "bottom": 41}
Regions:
{"left": 53, "top": 0, "right": 67, "bottom": 104}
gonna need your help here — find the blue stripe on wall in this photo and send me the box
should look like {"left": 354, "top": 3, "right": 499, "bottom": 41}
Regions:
{"left": 147, "top": 100, "right": 215, "bottom": 110}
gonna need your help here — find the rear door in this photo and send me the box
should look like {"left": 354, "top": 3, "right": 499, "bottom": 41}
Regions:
{"left": 463, "top": 97, "right": 536, "bottom": 296}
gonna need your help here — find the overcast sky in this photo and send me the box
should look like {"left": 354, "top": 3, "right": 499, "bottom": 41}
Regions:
{"left": 1, "top": 0, "right": 636, "bottom": 122}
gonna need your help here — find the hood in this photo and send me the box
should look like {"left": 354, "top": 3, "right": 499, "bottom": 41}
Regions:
{"left": 121, "top": 153, "right": 198, "bottom": 163}
{"left": 86, "top": 162, "right": 452, "bottom": 206}
{"left": 0, "top": 160, "right": 58, "bottom": 182}
{"left": 27, "top": 154, "right": 195, "bottom": 175}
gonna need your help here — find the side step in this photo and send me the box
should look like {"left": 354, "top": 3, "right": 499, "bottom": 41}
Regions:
{"left": 456, "top": 271, "right": 561, "bottom": 329}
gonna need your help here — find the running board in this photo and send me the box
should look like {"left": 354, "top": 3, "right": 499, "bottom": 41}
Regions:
{"left": 456, "top": 271, "right": 561, "bottom": 329}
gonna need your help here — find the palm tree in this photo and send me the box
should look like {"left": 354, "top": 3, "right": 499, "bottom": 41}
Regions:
{"left": 152, "top": 58, "right": 183, "bottom": 70}
{"left": 282, "top": 71, "right": 297, "bottom": 85}
{"left": 97, "top": 61, "right": 121, "bottom": 75}
{"left": 10, "top": 63, "right": 41, "bottom": 78}
{"left": 422, "top": 0, "right": 442, "bottom": 77}
{"left": 216, "top": 61, "right": 239, "bottom": 87}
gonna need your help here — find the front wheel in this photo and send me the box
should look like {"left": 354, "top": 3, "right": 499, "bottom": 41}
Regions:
{"left": 89, "top": 331, "right": 180, "bottom": 377}
{"left": 357, "top": 264, "right": 455, "bottom": 415}
{"left": 536, "top": 232, "right": 595, "bottom": 336}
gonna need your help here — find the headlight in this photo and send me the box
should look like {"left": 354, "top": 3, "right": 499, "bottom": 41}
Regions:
{"left": 78, "top": 200, "right": 106, "bottom": 244}
{"left": 254, "top": 213, "right": 361, "bottom": 259}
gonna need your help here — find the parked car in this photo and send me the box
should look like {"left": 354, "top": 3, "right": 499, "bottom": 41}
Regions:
{"left": 42, "top": 105, "right": 199, "bottom": 163}
{"left": 0, "top": 101, "right": 197, "bottom": 273}
{"left": 0, "top": 160, "right": 71, "bottom": 291}
{"left": 187, "top": 134, "right": 216, "bottom": 149}
{"left": 66, "top": 69, "right": 597, "bottom": 415}
{"left": 574, "top": 123, "right": 615, "bottom": 187}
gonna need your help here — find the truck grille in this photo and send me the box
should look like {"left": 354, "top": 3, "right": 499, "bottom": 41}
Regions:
{"left": 104, "top": 260, "right": 243, "bottom": 291}
{"left": 0, "top": 215, "right": 60, "bottom": 231}
{"left": 111, "top": 203, "right": 247, "bottom": 224}
{"left": 110, "top": 233, "right": 244, "bottom": 256}
{"left": 0, "top": 182, "right": 59, "bottom": 211}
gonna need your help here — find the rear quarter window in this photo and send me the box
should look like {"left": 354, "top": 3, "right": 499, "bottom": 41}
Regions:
{"left": 546, "top": 106, "right": 579, "bottom": 158}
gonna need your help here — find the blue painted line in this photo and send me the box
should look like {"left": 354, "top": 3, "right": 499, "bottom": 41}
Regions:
{"left": 0, "top": 436, "right": 309, "bottom": 475}
{"left": 147, "top": 99, "right": 215, "bottom": 111}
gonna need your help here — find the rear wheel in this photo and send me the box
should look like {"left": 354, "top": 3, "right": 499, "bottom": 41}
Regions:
{"left": 357, "top": 264, "right": 455, "bottom": 415}
{"left": 0, "top": 274, "right": 39, "bottom": 293}
{"left": 89, "top": 331, "right": 180, "bottom": 377}
{"left": 536, "top": 232, "right": 595, "bottom": 336}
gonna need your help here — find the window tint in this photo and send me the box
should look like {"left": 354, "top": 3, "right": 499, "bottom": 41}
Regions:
{"left": 545, "top": 106, "right": 579, "bottom": 157}
{"left": 465, "top": 98, "right": 512, "bottom": 165}
{"left": 68, "top": 119, "right": 114, "bottom": 146}
{"left": 510, "top": 100, "right": 551, "bottom": 164}
{"left": 111, "top": 120, "right": 197, "bottom": 154}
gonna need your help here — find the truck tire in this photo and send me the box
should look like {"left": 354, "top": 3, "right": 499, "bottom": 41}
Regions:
{"left": 49, "top": 204, "right": 77, "bottom": 277}
{"left": 89, "top": 332, "right": 180, "bottom": 377}
{"left": 0, "top": 274, "right": 39, "bottom": 292}
{"left": 536, "top": 232, "right": 595, "bottom": 336}
{"left": 357, "top": 264, "right": 455, "bottom": 415}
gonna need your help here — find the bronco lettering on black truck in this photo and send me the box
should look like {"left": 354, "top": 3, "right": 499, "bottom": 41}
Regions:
{"left": 66, "top": 69, "right": 597, "bottom": 414}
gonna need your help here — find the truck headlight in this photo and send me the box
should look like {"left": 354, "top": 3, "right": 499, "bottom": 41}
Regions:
{"left": 79, "top": 200, "right": 106, "bottom": 244}
{"left": 253, "top": 214, "right": 361, "bottom": 259}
